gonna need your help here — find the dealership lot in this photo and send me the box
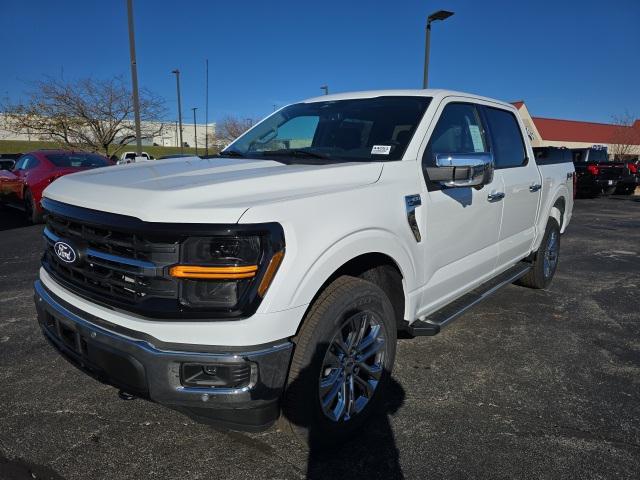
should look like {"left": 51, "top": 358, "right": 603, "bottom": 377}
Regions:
{"left": 0, "top": 197, "right": 639, "bottom": 480}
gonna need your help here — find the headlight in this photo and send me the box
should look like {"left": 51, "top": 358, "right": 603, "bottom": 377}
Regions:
{"left": 181, "top": 236, "right": 261, "bottom": 266}
{"left": 169, "top": 230, "right": 284, "bottom": 312}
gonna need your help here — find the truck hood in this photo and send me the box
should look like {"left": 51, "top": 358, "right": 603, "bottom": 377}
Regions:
{"left": 43, "top": 156, "right": 383, "bottom": 223}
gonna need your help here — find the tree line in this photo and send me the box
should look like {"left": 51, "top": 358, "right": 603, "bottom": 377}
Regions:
{"left": 1, "top": 76, "right": 257, "bottom": 157}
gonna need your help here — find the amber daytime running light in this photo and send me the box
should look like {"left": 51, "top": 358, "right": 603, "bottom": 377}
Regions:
{"left": 169, "top": 265, "right": 258, "bottom": 279}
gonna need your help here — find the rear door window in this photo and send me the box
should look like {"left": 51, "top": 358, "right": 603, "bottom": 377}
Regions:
{"left": 484, "top": 107, "right": 527, "bottom": 168}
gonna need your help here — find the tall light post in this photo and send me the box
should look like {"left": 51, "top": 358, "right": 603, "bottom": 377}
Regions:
{"left": 423, "top": 10, "right": 454, "bottom": 89}
{"left": 205, "top": 59, "right": 209, "bottom": 157}
{"left": 126, "top": 0, "right": 143, "bottom": 156}
{"left": 171, "top": 69, "right": 183, "bottom": 153}
{"left": 320, "top": 85, "right": 329, "bottom": 95}
{"left": 192, "top": 107, "right": 198, "bottom": 155}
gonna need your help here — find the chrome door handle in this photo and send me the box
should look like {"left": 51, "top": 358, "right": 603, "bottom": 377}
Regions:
{"left": 529, "top": 184, "right": 542, "bottom": 192}
{"left": 487, "top": 192, "right": 505, "bottom": 202}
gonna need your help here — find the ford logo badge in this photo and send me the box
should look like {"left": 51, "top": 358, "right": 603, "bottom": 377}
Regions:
{"left": 54, "top": 241, "right": 78, "bottom": 264}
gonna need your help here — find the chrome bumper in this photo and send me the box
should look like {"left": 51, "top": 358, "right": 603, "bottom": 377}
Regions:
{"left": 34, "top": 280, "right": 293, "bottom": 431}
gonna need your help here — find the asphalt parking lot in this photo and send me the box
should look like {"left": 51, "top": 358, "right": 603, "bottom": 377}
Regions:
{"left": 0, "top": 196, "right": 639, "bottom": 480}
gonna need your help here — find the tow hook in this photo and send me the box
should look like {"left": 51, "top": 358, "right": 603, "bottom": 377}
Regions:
{"left": 118, "top": 390, "right": 136, "bottom": 401}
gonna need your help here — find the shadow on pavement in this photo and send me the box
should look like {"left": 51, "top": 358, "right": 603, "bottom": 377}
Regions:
{"left": 0, "top": 206, "right": 31, "bottom": 232}
{"left": 0, "top": 453, "right": 65, "bottom": 480}
{"left": 281, "top": 341, "right": 406, "bottom": 480}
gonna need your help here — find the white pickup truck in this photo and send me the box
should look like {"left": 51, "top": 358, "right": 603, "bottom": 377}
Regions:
{"left": 34, "top": 89, "right": 574, "bottom": 446}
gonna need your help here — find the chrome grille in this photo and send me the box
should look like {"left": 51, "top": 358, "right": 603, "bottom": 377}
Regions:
{"left": 43, "top": 211, "right": 180, "bottom": 310}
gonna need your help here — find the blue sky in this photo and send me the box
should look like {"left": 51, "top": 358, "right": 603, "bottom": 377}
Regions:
{"left": 1, "top": 0, "right": 638, "bottom": 124}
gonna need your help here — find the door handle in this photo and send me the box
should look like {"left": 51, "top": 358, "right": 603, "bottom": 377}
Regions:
{"left": 529, "top": 184, "right": 542, "bottom": 192}
{"left": 487, "top": 192, "right": 505, "bottom": 202}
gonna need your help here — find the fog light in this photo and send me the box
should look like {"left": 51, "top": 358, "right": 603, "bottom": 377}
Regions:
{"left": 181, "top": 362, "right": 254, "bottom": 388}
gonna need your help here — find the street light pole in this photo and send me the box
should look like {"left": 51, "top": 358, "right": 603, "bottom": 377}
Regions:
{"left": 126, "top": 0, "right": 143, "bottom": 156}
{"left": 423, "top": 10, "right": 454, "bottom": 89}
{"left": 192, "top": 107, "right": 198, "bottom": 155}
{"left": 171, "top": 69, "right": 183, "bottom": 153}
{"left": 205, "top": 59, "right": 209, "bottom": 157}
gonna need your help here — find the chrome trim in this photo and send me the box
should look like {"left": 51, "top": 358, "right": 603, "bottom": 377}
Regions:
{"left": 36, "top": 277, "right": 291, "bottom": 359}
{"left": 404, "top": 194, "right": 422, "bottom": 242}
{"left": 43, "top": 227, "right": 157, "bottom": 270}
{"left": 487, "top": 191, "right": 505, "bottom": 202}
{"left": 35, "top": 279, "right": 294, "bottom": 407}
{"left": 434, "top": 152, "right": 495, "bottom": 188}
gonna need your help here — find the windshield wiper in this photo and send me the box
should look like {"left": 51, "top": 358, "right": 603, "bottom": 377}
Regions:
{"left": 259, "top": 149, "right": 330, "bottom": 159}
{"left": 218, "top": 150, "right": 245, "bottom": 157}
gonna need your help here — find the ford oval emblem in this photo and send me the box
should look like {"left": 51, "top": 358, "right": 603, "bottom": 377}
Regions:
{"left": 54, "top": 241, "right": 77, "bottom": 264}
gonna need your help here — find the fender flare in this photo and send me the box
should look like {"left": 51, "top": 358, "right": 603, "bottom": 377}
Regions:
{"left": 534, "top": 185, "right": 569, "bottom": 251}
{"left": 286, "top": 228, "right": 417, "bottom": 317}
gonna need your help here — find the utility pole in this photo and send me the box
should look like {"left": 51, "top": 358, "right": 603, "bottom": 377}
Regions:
{"left": 192, "top": 107, "right": 198, "bottom": 155}
{"left": 205, "top": 59, "right": 209, "bottom": 157}
{"left": 423, "top": 10, "right": 454, "bottom": 88}
{"left": 126, "top": 0, "right": 143, "bottom": 156}
{"left": 171, "top": 69, "right": 183, "bottom": 153}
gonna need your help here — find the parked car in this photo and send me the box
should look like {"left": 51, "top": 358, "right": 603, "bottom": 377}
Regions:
{"left": 0, "top": 153, "right": 22, "bottom": 171}
{"left": 0, "top": 150, "right": 112, "bottom": 223}
{"left": 614, "top": 159, "right": 639, "bottom": 195}
{"left": 0, "top": 159, "right": 16, "bottom": 171}
{"left": 570, "top": 147, "right": 619, "bottom": 197}
{"left": 117, "top": 151, "right": 154, "bottom": 164}
{"left": 35, "top": 89, "right": 574, "bottom": 447}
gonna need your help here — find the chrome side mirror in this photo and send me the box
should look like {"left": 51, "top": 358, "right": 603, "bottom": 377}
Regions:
{"left": 426, "top": 153, "right": 494, "bottom": 187}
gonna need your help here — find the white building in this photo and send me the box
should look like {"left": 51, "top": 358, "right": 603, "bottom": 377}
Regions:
{"left": 0, "top": 113, "right": 217, "bottom": 149}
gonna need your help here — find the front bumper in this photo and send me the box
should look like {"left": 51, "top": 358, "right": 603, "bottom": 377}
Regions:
{"left": 34, "top": 280, "right": 294, "bottom": 431}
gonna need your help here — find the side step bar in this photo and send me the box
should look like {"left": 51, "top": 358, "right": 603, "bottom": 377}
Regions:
{"left": 402, "top": 262, "right": 531, "bottom": 337}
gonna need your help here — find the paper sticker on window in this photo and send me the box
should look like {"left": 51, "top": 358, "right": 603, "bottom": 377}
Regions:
{"left": 371, "top": 145, "right": 392, "bottom": 155}
{"left": 468, "top": 125, "right": 484, "bottom": 152}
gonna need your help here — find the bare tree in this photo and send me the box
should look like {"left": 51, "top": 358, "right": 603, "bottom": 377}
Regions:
{"left": 215, "top": 116, "right": 257, "bottom": 145}
{"left": 609, "top": 112, "right": 640, "bottom": 160}
{"left": 2, "top": 76, "right": 166, "bottom": 156}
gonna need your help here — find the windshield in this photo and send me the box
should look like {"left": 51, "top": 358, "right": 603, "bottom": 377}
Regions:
{"left": 226, "top": 96, "right": 431, "bottom": 162}
{"left": 46, "top": 153, "right": 110, "bottom": 168}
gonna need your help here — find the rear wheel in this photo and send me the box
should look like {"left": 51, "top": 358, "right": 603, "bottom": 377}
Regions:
{"left": 24, "top": 189, "right": 43, "bottom": 224}
{"left": 615, "top": 184, "right": 636, "bottom": 195}
{"left": 279, "top": 275, "right": 397, "bottom": 448}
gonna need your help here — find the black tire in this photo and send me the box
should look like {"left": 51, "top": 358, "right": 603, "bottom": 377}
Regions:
{"left": 279, "top": 275, "right": 397, "bottom": 448}
{"left": 24, "top": 189, "right": 43, "bottom": 224}
{"left": 517, "top": 218, "right": 561, "bottom": 289}
{"left": 616, "top": 185, "right": 635, "bottom": 195}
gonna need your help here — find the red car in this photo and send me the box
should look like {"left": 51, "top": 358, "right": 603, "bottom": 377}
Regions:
{"left": 0, "top": 150, "right": 113, "bottom": 223}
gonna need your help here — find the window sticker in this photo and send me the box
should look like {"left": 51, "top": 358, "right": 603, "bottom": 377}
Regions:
{"left": 371, "top": 145, "right": 392, "bottom": 155}
{"left": 468, "top": 125, "right": 484, "bottom": 152}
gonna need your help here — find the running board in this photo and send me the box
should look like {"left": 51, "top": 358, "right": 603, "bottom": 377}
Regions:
{"left": 403, "top": 262, "right": 531, "bottom": 337}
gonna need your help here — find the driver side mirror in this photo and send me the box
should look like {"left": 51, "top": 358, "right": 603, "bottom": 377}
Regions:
{"left": 426, "top": 153, "right": 494, "bottom": 188}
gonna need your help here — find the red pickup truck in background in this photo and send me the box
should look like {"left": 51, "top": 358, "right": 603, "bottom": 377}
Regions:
{"left": 0, "top": 150, "right": 113, "bottom": 223}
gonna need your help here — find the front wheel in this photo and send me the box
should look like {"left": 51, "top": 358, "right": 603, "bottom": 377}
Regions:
{"left": 24, "top": 189, "right": 43, "bottom": 224}
{"left": 517, "top": 217, "right": 561, "bottom": 289}
{"left": 279, "top": 275, "right": 397, "bottom": 448}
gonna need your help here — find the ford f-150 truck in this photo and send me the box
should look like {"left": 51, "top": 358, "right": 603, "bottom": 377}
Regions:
{"left": 34, "top": 89, "right": 574, "bottom": 447}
